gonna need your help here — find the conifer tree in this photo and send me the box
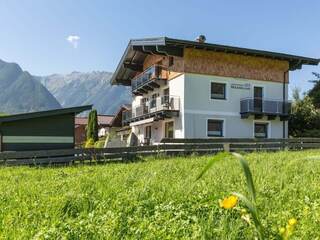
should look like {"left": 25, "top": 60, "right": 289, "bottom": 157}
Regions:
{"left": 86, "top": 109, "right": 99, "bottom": 141}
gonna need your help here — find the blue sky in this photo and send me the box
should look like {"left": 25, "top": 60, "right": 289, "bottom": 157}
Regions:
{"left": 0, "top": 0, "right": 319, "bottom": 95}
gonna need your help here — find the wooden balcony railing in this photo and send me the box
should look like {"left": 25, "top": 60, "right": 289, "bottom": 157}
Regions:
{"left": 131, "top": 65, "right": 168, "bottom": 94}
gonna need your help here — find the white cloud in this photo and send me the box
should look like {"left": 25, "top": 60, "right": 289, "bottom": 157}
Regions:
{"left": 66, "top": 35, "right": 80, "bottom": 48}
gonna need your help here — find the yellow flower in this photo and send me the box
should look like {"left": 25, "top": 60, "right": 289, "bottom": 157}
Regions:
{"left": 219, "top": 195, "right": 238, "bottom": 209}
{"left": 288, "top": 218, "right": 297, "bottom": 226}
{"left": 279, "top": 227, "right": 286, "bottom": 235}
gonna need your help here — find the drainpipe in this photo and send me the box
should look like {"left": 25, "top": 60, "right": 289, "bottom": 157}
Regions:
{"left": 283, "top": 70, "right": 289, "bottom": 139}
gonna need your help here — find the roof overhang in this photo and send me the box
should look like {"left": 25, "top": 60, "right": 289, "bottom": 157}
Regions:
{"left": 111, "top": 36, "right": 320, "bottom": 86}
{"left": 0, "top": 105, "right": 92, "bottom": 123}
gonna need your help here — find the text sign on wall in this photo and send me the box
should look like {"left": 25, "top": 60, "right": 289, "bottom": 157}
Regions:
{"left": 231, "top": 83, "right": 251, "bottom": 90}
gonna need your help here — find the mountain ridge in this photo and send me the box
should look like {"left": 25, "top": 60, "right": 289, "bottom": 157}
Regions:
{"left": 0, "top": 59, "right": 62, "bottom": 114}
{"left": 37, "top": 71, "right": 131, "bottom": 115}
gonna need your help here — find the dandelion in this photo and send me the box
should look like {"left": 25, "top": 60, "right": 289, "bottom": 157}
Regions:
{"left": 288, "top": 218, "right": 297, "bottom": 226}
{"left": 279, "top": 227, "right": 286, "bottom": 235}
{"left": 279, "top": 218, "right": 298, "bottom": 239}
{"left": 219, "top": 195, "right": 238, "bottom": 209}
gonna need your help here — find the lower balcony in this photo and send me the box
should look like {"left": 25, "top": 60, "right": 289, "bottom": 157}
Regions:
{"left": 240, "top": 98, "right": 291, "bottom": 120}
{"left": 123, "top": 96, "right": 180, "bottom": 125}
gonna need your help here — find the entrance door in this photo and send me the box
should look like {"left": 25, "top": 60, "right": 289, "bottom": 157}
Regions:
{"left": 164, "top": 121, "right": 174, "bottom": 139}
{"left": 254, "top": 86, "right": 263, "bottom": 112}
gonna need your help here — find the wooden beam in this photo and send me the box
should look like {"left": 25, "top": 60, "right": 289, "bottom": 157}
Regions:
{"left": 156, "top": 45, "right": 183, "bottom": 57}
{"left": 123, "top": 62, "right": 143, "bottom": 71}
{"left": 254, "top": 114, "right": 264, "bottom": 119}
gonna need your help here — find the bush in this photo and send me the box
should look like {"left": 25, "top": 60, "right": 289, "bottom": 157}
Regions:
{"left": 94, "top": 139, "right": 105, "bottom": 148}
{"left": 289, "top": 96, "right": 320, "bottom": 137}
{"left": 84, "top": 138, "right": 95, "bottom": 148}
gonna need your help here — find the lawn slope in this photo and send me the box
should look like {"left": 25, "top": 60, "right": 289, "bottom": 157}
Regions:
{"left": 0, "top": 150, "right": 320, "bottom": 239}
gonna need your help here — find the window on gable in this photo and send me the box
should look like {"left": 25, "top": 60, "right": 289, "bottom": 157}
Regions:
{"left": 211, "top": 82, "right": 226, "bottom": 99}
{"left": 207, "top": 119, "right": 224, "bottom": 137}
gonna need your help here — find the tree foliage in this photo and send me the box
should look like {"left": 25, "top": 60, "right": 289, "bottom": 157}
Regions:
{"left": 289, "top": 96, "right": 320, "bottom": 137}
{"left": 308, "top": 72, "right": 320, "bottom": 108}
{"left": 86, "top": 109, "right": 99, "bottom": 142}
{"left": 289, "top": 73, "right": 320, "bottom": 137}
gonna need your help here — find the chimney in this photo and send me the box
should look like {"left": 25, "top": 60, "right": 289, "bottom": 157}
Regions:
{"left": 196, "top": 35, "right": 206, "bottom": 43}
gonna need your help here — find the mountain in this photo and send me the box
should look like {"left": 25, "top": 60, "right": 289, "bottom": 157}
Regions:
{"left": 0, "top": 59, "right": 61, "bottom": 114}
{"left": 37, "top": 71, "right": 131, "bottom": 115}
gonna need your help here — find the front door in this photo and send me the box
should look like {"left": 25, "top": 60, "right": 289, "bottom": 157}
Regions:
{"left": 164, "top": 121, "right": 174, "bottom": 139}
{"left": 254, "top": 86, "right": 263, "bottom": 112}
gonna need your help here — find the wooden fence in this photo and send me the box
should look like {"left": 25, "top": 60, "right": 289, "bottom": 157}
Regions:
{"left": 0, "top": 138, "right": 320, "bottom": 166}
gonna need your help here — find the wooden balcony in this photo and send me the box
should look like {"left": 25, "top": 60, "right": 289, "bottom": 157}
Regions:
{"left": 240, "top": 98, "right": 291, "bottom": 120}
{"left": 122, "top": 95, "right": 180, "bottom": 125}
{"left": 131, "top": 65, "right": 168, "bottom": 95}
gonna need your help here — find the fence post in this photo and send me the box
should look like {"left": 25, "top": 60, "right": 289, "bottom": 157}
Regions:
{"left": 223, "top": 143, "right": 230, "bottom": 152}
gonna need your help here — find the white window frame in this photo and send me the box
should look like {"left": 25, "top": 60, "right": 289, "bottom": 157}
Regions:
{"left": 210, "top": 80, "right": 228, "bottom": 101}
{"left": 206, "top": 118, "right": 225, "bottom": 138}
{"left": 253, "top": 120, "right": 271, "bottom": 139}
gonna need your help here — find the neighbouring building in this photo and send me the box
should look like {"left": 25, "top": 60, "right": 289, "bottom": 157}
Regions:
{"left": 75, "top": 114, "right": 114, "bottom": 145}
{"left": 110, "top": 104, "right": 132, "bottom": 143}
{"left": 111, "top": 36, "right": 320, "bottom": 145}
{"left": 0, "top": 105, "right": 92, "bottom": 152}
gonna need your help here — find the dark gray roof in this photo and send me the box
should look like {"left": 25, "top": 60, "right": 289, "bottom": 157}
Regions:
{"left": 0, "top": 105, "right": 92, "bottom": 123}
{"left": 111, "top": 36, "right": 320, "bottom": 86}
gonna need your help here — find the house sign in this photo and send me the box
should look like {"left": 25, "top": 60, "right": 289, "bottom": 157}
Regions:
{"left": 231, "top": 83, "right": 251, "bottom": 90}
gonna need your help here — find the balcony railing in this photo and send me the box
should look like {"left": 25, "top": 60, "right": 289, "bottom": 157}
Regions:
{"left": 240, "top": 98, "right": 291, "bottom": 117}
{"left": 131, "top": 65, "right": 167, "bottom": 93}
{"left": 122, "top": 95, "right": 180, "bottom": 124}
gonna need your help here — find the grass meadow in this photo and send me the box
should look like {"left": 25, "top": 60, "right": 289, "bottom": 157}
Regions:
{"left": 0, "top": 150, "right": 320, "bottom": 239}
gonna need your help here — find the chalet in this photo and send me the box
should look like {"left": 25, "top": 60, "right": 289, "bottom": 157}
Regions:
{"left": 111, "top": 36, "right": 320, "bottom": 145}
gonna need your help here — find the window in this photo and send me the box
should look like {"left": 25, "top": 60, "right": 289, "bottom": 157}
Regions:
{"left": 165, "top": 121, "right": 174, "bottom": 138}
{"left": 254, "top": 123, "right": 268, "bottom": 138}
{"left": 207, "top": 119, "right": 223, "bottom": 137}
{"left": 150, "top": 93, "right": 159, "bottom": 108}
{"left": 162, "top": 88, "right": 170, "bottom": 105}
{"left": 145, "top": 126, "right": 151, "bottom": 139}
{"left": 211, "top": 82, "right": 226, "bottom": 99}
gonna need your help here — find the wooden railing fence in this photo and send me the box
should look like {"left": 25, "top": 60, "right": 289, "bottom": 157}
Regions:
{"left": 0, "top": 138, "right": 320, "bottom": 166}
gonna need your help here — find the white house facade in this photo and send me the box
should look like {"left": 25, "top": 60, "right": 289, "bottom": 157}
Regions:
{"left": 111, "top": 36, "right": 319, "bottom": 145}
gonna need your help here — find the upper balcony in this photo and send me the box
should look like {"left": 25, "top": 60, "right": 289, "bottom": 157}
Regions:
{"left": 131, "top": 65, "right": 168, "bottom": 95}
{"left": 122, "top": 95, "right": 180, "bottom": 125}
{"left": 240, "top": 98, "right": 291, "bottom": 120}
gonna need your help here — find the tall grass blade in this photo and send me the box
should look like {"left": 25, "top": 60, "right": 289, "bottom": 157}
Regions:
{"left": 233, "top": 192, "right": 264, "bottom": 240}
{"left": 232, "top": 152, "right": 256, "bottom": 202}
{"left": 195, "top": 152, "right": 228, "bottom": 181}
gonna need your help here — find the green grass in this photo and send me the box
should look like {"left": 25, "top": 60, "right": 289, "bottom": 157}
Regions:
{"left": 1, "top": 150, "right": 320, "bottom": 239}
